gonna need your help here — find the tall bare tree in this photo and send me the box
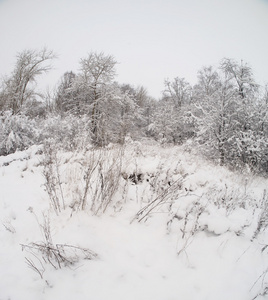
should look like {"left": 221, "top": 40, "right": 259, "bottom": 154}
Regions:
{"left": 0, "top": 48, "right": 56, "bottom": 114}
{"left": 163, "top": 77, "right": 191, "bottom": 109}
{"left": 220, "top": 58, "right": 258, "bottom": 100}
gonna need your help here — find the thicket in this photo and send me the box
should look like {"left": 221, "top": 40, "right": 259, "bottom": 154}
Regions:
{"left": 0, "top": 49, "right": 267, "bottom": 175}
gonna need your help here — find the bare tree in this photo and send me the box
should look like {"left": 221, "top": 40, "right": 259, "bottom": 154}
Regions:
{"left": 80, "top": 52, "right": 117, "bottom": 88}
{"left": 193, "top": 66, "right": 221, "bottom": 100}
{"left": 220, "top": 58, "right": 258, "bottom": 100}
{"left": 163, "top": 77, "right": 192, "bottom": 109}
{"left": 0, "top": 48, "right": 56, "bottom": 114}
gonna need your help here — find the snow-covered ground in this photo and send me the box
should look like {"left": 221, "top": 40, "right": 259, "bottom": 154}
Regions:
{"left": 0, "top": 143, "right": 268, "bottom": 300}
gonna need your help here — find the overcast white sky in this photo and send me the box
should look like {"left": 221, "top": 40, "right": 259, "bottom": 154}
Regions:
{"left": 0, "top": 0, "right": 268, "bottom": 98}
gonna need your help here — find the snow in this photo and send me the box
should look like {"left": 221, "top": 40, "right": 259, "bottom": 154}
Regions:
{"left": 0, "top": 144, "right": 268, "bottom": 300}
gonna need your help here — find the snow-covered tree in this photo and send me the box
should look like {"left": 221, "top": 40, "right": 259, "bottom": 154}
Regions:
{"left": 220, "top": 58, "right": 262, "bottom": 167}
{"left": 0, "top": 48, "right": 55, "bottom": 114}
{"left": 163, "top": 77, "right": 192, "bottom": 109}
{"left": 193, "top": 59, "right": 267, "bottom": 171}
{"left": 220, "top": 58, "right": 258, "bottom": 100}
{"left": 193, "top": 66, "right": 221, "bottom": 101}
{"left": 54, "top": 71, "right": 77, "bottom": 115}
{"left": 119, "top": 84, "right": 156, "bottom": 139}
{"left": 194, "top": 72, "right": 238, "bottom": 166}
{"left": 151, "top": 77, "right": 193, "bottom": 144}
{"left": 75, "top": 52, "right": 118, "bottom": 145}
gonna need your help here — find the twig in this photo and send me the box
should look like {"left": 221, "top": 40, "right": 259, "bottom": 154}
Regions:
{"left": 131, "top": 177, "right": 184, "bottom": 223}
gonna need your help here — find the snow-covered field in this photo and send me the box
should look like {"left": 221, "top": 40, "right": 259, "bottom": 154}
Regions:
{"left": 0, "top": 143, "right": 268, "bottom": 300}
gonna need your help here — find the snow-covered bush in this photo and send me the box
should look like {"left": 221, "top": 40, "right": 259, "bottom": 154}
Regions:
{"left": 40, "top": 114, "right": 92, "bottom": 151}
{"left": 0, "top": 111, "right": 39, "bottom": 155}
{"left": 231, "top": 130, "right": 268, "bottom": 174}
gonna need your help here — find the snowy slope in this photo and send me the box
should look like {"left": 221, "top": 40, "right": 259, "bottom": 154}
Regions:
{"left": 0, "top": 143, "right": 268, "bottom": 300}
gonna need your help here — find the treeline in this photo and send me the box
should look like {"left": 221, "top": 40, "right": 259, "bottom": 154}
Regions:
{"left": 0, "top": 48, "right": 267, "bottom": 173}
